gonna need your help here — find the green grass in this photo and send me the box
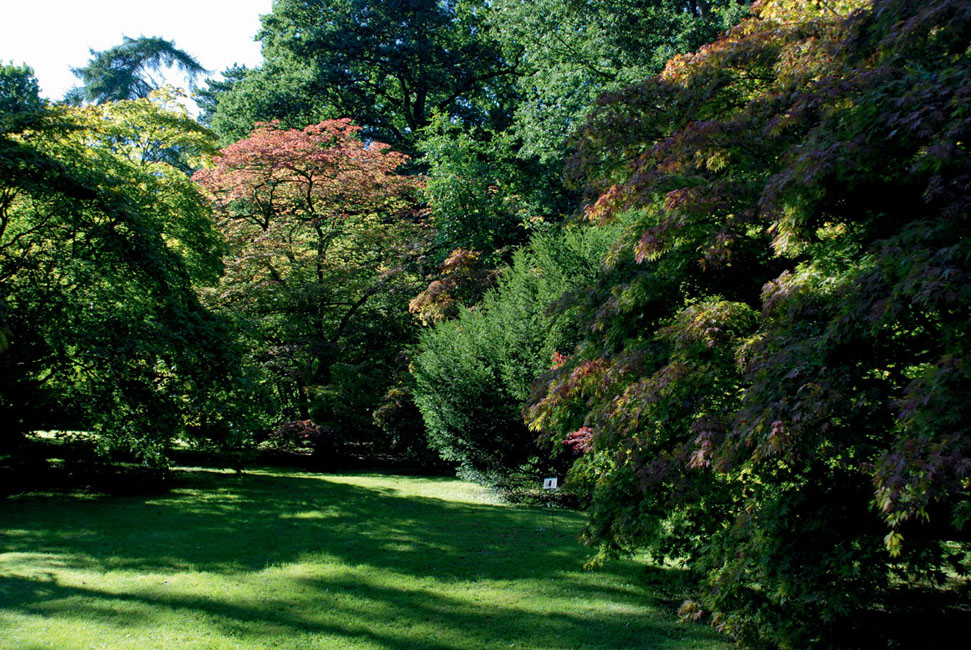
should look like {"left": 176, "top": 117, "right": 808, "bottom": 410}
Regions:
{"left": 0, "top": 468, "right": 729, "bottom": 650}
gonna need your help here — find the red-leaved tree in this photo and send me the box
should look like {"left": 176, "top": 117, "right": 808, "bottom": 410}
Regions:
{"left": 194, "top": 120, "right": 425, "bottom": 430}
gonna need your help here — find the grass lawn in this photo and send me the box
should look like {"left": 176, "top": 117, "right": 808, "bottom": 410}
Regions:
{"left": 0, "top": 468, "right": 729, "bottom": 650}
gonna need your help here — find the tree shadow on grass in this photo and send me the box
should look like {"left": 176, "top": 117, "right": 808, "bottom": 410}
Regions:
{"left": 0, "top": 572, "right": 705, "bottom": 650}
{"left": 0, "top": 469, "right": 723, "bottom": 649}
{"left": 4, "top": 470, "right": 595, "bottom": 580}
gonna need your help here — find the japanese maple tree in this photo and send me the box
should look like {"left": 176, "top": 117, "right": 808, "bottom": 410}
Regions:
{"left": 1, "top": 76, "right": 245, "bottom": 467}
{"left": 527, "top": 0, "right": 971, "bottom": 646}
{"left": 194, "top": 120, "right": 424, "bottom": 430}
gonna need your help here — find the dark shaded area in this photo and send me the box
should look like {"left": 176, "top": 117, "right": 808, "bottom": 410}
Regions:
{"left": 0, "top": 436, "right": 171, "bottom": 498}
{"left": 172, "top": 443, "right": 456, "bottom": 476}
{"left": 854, "top": 586, "right": 971, "bottom": 650}
{"left": 0, "top": 434, "right": 456, "bottom": 499}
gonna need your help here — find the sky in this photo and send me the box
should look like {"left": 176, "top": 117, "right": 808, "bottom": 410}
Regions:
{"left": 0, "top": 0, "right": 274, "bottom": 100}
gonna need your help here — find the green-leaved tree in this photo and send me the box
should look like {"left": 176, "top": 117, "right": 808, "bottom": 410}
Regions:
{"left": 68, "top": 36, "right": 206, "bottom": 104}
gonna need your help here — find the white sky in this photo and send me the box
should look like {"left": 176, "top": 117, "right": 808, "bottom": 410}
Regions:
{"left": 0, "top": 0, "right": 274, "bottom": 100}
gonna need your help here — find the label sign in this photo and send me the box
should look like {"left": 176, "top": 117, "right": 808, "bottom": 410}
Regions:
{"left": 543, "top": 478, "right": 558, "bottom": 490}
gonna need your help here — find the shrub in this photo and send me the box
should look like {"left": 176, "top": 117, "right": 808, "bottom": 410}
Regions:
{"left": 413, "top": 225, "right": 617, "bottom": 480}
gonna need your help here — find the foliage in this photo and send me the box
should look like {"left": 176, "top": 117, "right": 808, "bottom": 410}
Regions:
{"left": 0, "top": 71, "right": 247, "bottom": 466}
{"left": 258, "top": 419, "right": 325, "bottom": 450}
{"left": 206, "top": 0, "right": 518, "bottom": 153}
{"left": 409, "top": 248, "right": 498, "bottom": 326}
{"left": 526, "top": 0, "right": 971, "bottom": 646}
{"left": 194, "top": 120, "right": 426, "bottom": 447}
{"left": 413, "top": 225, "right": 616, "bottom": 480}
{"left": 253, "top": 419, "right": 343, "bottom": 467}
{"left": 372, "top": 382, "right": 442, "bottom": 465}
{"left": 406, "top": 1, "right": 751, "bottom": 351}
{"left": 202, "top": 58, "right": 328, "bottom": 146}
{"left": 68, "top": 36, "right": 206, "bottom": 104}
{"left": 195, "top": 64, "right": 250, "bottom": 133}
{"left": 411, "top": 1, "right": 748, "bottom": 280}
{"left": 0, "top": 64, "right": 44, "bottom": 134}
{"left": 418, "top": 115, "right": 570, "bottom": 263}
{"left": 491, "top": 0, "right": 749, "bottom": 164}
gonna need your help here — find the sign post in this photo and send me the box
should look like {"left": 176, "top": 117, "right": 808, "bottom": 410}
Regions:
{"left": 542, "top": 477, "right": 559, "bottom": 536}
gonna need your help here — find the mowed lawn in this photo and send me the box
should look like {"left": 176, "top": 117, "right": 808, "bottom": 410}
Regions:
{"left": 0, "top": 468, "right": 728, "bottom": 650}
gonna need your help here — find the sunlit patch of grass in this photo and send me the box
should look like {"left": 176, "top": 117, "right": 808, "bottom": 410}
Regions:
{"left": 0, "top": 468, "right": 728, "bottom": 650}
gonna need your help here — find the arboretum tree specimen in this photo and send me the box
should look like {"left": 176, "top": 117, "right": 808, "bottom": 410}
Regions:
{"left": 68, "top": 36, "right": 206, "bottom": 104}
{"left": 526, "top": 0, "right": 971, "bottom": 646}
{"left": 194, "top": 120, "right": 425, "bottom": 438}
{"left": 413, "top": 225, "right": 618, "bottom": 482}
{"left": 0, "top": 68, "right": 243, "bottom": 465}
{"left": 206, "top": 0, "right": 518, "bottom": 152}
{"left": 491, "top": 0, "right": 749, "bottom": 163}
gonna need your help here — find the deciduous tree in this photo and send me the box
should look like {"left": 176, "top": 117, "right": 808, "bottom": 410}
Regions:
{"left": 527, "top": 0, "right": 971, "bottom": 645}
{"left": 207, "top": 0, "right": 518, "bottom": 153}
{"left": 491, "top": 0, "right": 749, "bottom": 163}
{"left": 194, "top": 120, "right": 425, "bottom": 437}
{"left": 1, "top": 71, "right": 244, "bottom": 466}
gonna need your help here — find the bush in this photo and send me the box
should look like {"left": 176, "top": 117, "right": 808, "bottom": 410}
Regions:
{"left": 413, "top": 225, "right": 616, "bottom": 480}
{"left": 257, "top": 419, "right": 341, "bottom": 454}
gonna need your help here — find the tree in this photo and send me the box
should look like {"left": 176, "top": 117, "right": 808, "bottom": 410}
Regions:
{"left": 491, "top": 0, "right": 749, "bottom": 163}
{"left": 69, "top": 36, "right": 206, "bottom": 104}
{"left": 417, "top": 115, "right": 574, "bottom": 264}
{"left": 1, "top": 70, "right": 245, "bottom": 467}
{"left": 206, "top": 0, "right": 519, "bottom": 152}
{"left": 196, "top": 64, "right": 250, "bottom": 131}
{"left": 413, "top": 225, "right": 617, "bottom": 482}
{"left": 193, "top": 120, "right": 425, "bottom": 439}
{"left": 406, "top": 1, "right": 750, "bottom": 329}
{"left": 526, "top": 0, "right": 971, "bottom": 646}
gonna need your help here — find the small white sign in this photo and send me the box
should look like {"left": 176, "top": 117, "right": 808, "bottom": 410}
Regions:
{"left": 543, "top": 478, "right": 558, "bottom": 490}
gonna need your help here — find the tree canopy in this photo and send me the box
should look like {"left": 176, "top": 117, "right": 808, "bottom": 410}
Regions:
{"left": 206, "top": 0, "right": 518, "bottom": 152}
{"left": 68, "top": 36, "right": 206, "bottom": 104}
{"left": 193, "top": 119, "right": 425, "bottom": 440}
{"left": 1, "top": 69, "right": 243, "bottom": 465}
{"left": 491, "top": 0, "right": 749, "bottom": 163}
{"left": 524, "top": 0, "right": 971, "bottom": 645}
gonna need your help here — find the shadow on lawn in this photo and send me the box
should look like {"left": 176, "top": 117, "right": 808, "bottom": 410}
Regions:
{"left": 0, "top": 469, "right": 713, "bottom": 649}
{"left": 4, "top": 470, "right": 596, "bottom": 578}
{"left": 0, "top": 571, "right": 696, "bottom": 650}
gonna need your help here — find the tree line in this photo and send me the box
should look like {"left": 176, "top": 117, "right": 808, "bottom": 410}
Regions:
{"left": 2, "top": 1, "right": 969, "bottom": 647}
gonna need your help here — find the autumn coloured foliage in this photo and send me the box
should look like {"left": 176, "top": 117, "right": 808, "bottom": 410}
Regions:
{"left": 527, "top": 0, "right": 971, "bottom": 646}
{"left": 194, "top": 119, "right": 417, "bottom": 291}
{"left": 408, "top": 248, "right": 497, "bottom": 326}
{"left": 193, "top": 120, "right": 423, "bottom": 434}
